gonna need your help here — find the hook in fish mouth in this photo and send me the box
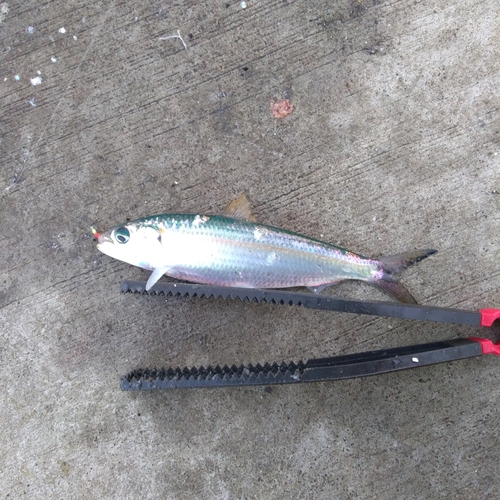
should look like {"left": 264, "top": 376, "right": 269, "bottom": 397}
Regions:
{"left": 91, "top": 226, "right": 112, "bottom": 245}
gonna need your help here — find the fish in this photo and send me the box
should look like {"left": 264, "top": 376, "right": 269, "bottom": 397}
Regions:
{"left": 94, "top": 193, "right": 436, "bottom": 303}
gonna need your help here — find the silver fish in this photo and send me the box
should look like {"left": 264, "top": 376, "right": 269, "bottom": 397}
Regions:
{"left": 94, "top": 194, "right": 436, "bottom": 303}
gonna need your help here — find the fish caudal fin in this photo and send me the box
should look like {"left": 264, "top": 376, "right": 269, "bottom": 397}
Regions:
{"left": 375, "top": 249, "right": 437, "bottom": 304}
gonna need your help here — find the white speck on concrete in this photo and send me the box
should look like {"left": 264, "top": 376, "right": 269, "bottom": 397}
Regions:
{"left": 240, "top": 1, "right": 248, "bottom": 8}
{"left": 412, "top": 357, "right": 419, "bottom": 363}
{"left": 73, "top": 35, "right": 77, "bottom": 40}
{"left": 0, "top": 3, "right": 9, "bottom": 23}
{"left": 58, "top": 27, "right": 66, "bottom": 34}
{"left": 51, "top": 56, "right": 57, "bottom": 63}
{"left": 27, "top": 26, "right": 35, "bottom": 33}
{"left": 29, "top": 98, "right": 36, "bottom": 106}
{"left": 14, "top": 74, "right": 20, "bottom": 81}
{"left": 30, "top": 75, "right": 42, "bottom": 86}
{"left": 36, "top": 70, "right": 41, "bottom": 75}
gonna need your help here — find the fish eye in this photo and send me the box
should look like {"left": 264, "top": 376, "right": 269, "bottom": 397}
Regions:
{"left": 114, "top": 227, "right": 130, "bottom": 244}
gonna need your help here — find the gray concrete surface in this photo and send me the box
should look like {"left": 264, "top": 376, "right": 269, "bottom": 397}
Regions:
{"left": 1, "top": 0, "right": 499, "bottom": 498}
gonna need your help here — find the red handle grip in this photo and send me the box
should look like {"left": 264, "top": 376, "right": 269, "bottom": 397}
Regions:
{"left": 479, "top": 308, "right": 500, "bottom": 327}
{"left": 469, "top": 337, "right": 500, "bottom": 356}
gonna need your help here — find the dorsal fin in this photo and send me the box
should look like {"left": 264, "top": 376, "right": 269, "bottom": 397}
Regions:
{"left": 223, "top": 193, "right": 257, "bottom": 222}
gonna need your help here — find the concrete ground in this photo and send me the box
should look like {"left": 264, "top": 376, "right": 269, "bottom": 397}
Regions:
{"left": 1, "top": 0, "right": 499, "bottom": 498}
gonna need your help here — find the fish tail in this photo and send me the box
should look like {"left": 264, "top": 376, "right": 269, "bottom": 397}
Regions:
{"left": 374, "top": 249, "right": 437, "bottom": 304}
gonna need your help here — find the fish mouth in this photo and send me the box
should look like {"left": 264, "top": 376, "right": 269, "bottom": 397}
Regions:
{"left": 96, "top": 233, "right": 113, "bottom": 245}
{"left": 96, "top": 242, "right": 123, "bottom": 265}
{"left": 91, "top": 227, "right": 113, "bottom": 246}
{"left": 95, "top": 235, "right": 114, "bottom": 256}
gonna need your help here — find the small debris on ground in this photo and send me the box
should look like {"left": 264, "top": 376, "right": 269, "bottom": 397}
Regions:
{"left": 30, "top": 75, "right": 42, "bottom": 86}
{"left": 270, "top": 99, "right": 294, "bottom": 119}
{"left": 159, "top": 29, "right": 188, "bottom": 50}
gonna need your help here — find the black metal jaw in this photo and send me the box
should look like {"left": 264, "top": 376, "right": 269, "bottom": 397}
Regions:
{"left": 121, "top": 280, "right": 483, "bottom": 326}
{"left": 120, "top": 339, "right": 484, "bottom": 390}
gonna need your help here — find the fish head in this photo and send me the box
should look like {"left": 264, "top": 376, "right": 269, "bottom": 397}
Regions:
{"left": 94, "top": 221, "right": 163, "bottom": 271}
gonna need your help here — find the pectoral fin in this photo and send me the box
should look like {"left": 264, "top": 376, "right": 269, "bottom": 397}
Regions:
{"left": 146, "top": 267, "right": 171, "bottom": 291}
